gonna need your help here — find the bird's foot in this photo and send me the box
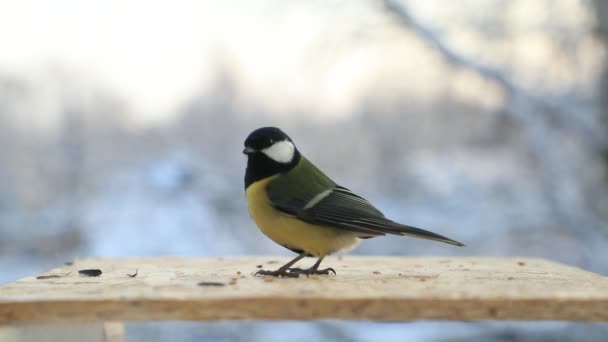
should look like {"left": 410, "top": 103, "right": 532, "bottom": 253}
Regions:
{"left": 288, "top": 267, "right": 336, "bottom": 276}
{"left": 255, "top": 268, "right": 300, "bottom": 278}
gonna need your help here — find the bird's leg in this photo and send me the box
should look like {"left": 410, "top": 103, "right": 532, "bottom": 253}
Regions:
{"left": 255, "top": 253, "right": 307, "bottom": 277}
{"left": 288, "top": 257, "right": 336, "bottom": 276}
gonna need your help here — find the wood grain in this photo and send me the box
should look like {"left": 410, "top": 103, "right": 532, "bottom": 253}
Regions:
{"left": 1, "top": 257, "right": 607, "bottom": 323}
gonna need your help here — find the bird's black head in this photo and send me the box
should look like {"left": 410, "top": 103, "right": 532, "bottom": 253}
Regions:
{"left": 243, "top": 127, "right": 300, "bottom": 189}
{"left": 243, "top": 127, "right": 293, "bottom": 153}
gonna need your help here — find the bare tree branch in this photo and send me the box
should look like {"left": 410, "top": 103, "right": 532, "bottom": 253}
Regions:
{"left": 382, "top": 0, "right": 606, "bottom": 150}
{"left": 382, "top": 0, "right": 515, "bottom": 94}
{"left": 381, "top": 0, "right": 607, "bottom": 262}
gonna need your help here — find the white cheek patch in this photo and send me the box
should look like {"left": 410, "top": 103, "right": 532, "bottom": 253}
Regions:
{"left": 261, "top": 140, "right": 295, "bottom": 163}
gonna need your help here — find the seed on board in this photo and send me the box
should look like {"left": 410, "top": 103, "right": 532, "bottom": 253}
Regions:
{"left": 127, "top": 269, "right": 139, "bottom": 278}
{"left": 197, "top": 281, "right": 226, "bottom": 287}
{"left": 78, "top": 269, "right": 102, "bottom": 277}
{"left": 36, "top": 275, "right": 61, "bottom": 279}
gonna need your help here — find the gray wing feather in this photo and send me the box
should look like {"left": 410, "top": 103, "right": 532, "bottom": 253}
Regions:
{"left": 269, "top": 183, "right": 464, "bottom": 246}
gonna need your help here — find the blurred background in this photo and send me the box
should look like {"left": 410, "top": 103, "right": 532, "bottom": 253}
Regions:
{"left": 1, "top": 0, "right": 607, "bottom": 340}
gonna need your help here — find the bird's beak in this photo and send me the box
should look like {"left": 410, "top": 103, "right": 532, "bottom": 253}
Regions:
{"left": 242, "top": 147, "right": 256, "bottom": 155}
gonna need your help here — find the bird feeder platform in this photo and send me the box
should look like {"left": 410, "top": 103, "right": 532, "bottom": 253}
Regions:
{"left": 1, "top": 256, "right": 608, "bottom": 341}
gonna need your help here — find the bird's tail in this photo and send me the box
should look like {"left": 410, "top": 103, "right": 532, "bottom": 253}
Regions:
{"left": 335, "top": 215, "right": 464, "bottom": 246}
{"left": 392, "top": 223, "right": 465, "bottom": 246}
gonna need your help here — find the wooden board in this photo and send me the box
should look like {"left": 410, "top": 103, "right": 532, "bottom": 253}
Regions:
{"left": 0, "top": 322, "right": 123, "bottom": 342}
{"left": 1, "top": 257, "right": 607, "bottom": 323}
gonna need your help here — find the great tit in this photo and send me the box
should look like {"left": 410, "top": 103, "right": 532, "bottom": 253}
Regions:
{"left": 243, "top": 127, "right": 464, "bottom": 277}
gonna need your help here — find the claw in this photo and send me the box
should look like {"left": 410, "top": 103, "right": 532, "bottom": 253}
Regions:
{"left": 253, "top": 255, "right": 336, "bottom": 278}
{"left": 290, "top": 267, "right": 336, "bottom": 276}
{"left": 323, "top": 267, "right": 337, "bottom": 275}
{"left": 255, "top": 269, "right": 300, "bottom": 278}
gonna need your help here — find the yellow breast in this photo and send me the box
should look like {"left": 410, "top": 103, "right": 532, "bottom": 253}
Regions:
{"left": 245, "top": 176, "right": 359, "bottom": 257}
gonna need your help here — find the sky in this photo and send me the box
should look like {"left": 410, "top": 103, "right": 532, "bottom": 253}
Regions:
{"left": 0, "top": 0, "right": 520, "bottom": 128}
{"left": 0, "top": 0, "right": 594, "bottom": 133}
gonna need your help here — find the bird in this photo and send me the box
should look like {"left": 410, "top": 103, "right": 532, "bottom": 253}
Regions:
{"left": 243, "top": 127, "right": 464, "bottom": 277}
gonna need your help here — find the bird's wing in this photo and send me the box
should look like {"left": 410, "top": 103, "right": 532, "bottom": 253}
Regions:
{"left": 265, "top": 156, "right": 337, "bottom": 214}
{"left": 266, "top": 158, "right": 464, "bottom": 246}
